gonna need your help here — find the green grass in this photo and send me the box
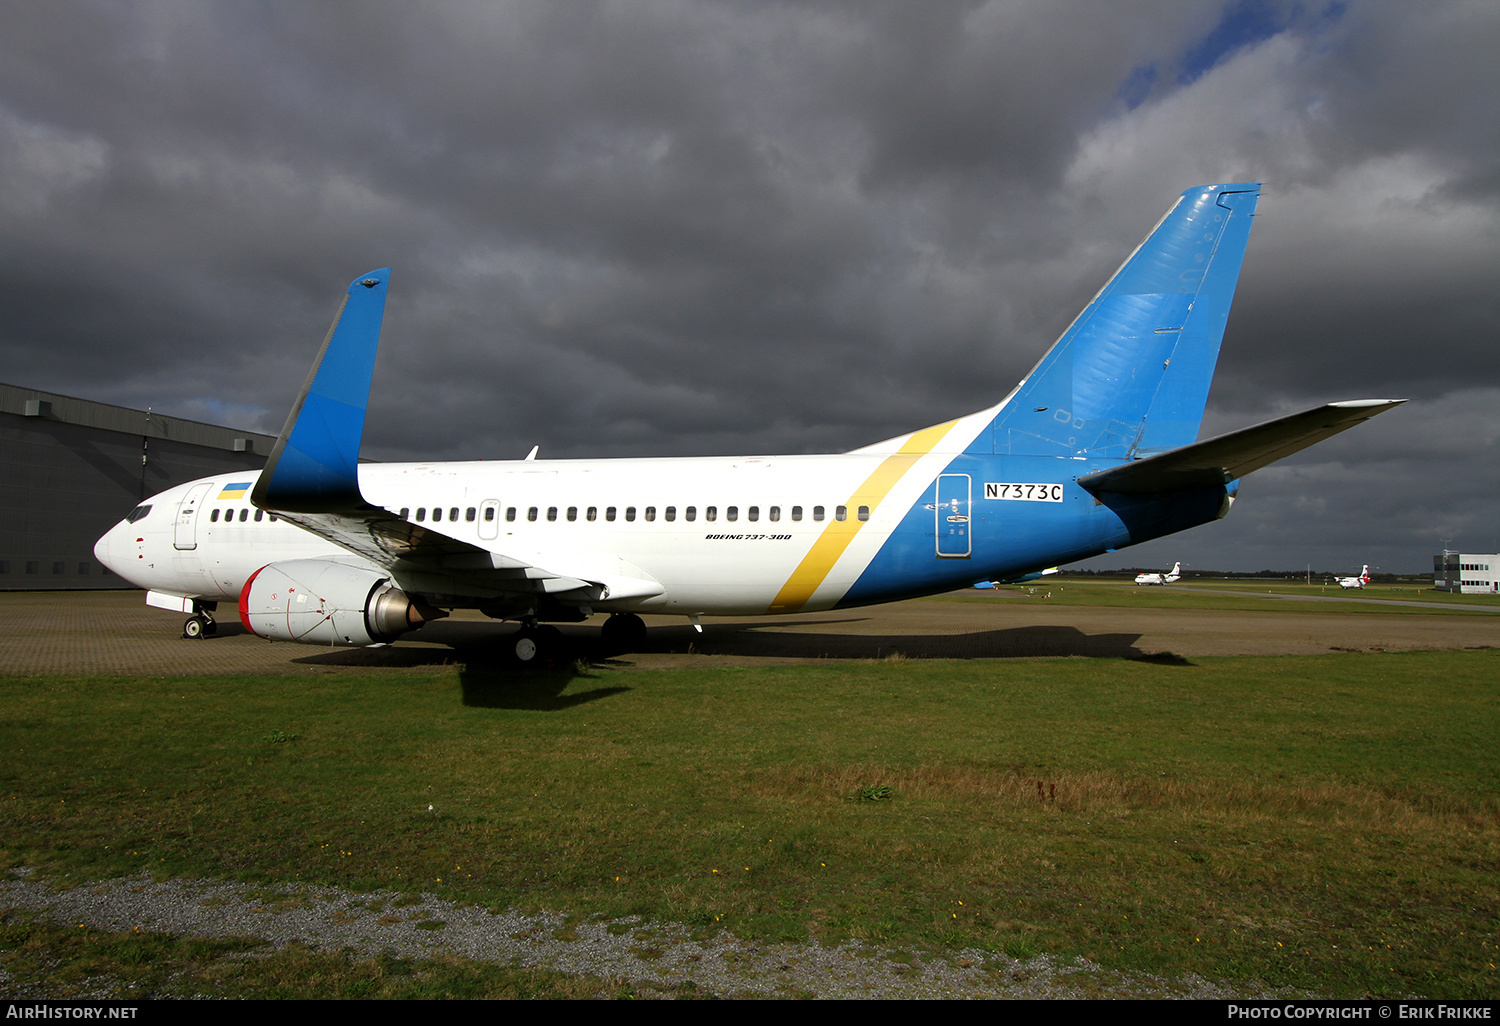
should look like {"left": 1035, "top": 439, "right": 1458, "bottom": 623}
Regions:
{"left": 1, "top": 650, "right": 1497, "bottom": 998}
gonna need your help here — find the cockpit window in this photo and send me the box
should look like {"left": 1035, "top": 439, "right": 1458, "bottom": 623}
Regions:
{"left": 125, "top": 504, "right": 152, "bottom": 523}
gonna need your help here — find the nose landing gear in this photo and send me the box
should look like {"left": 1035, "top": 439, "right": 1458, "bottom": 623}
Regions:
{"left": 183, "top": 612, "right": 217, "bottom": 639}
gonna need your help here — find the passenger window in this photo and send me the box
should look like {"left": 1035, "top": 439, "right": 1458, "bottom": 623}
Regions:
{"left": 769, "top": 506, "right": 780, "bottom": 522}
{"left": 269, "top": 514, "right": 278, "bottom": 522}
{"left": 587, "top": 507, "right": 597, "bottom": 521}
{"left": 726, "top": 506, "right": 738, "bottom": 522}
{"left": 567, "top": 507, "right": 577, "bottom": 521}
{"left": 547, "top": 507, "right": 558, "bottom": 521}
{"left": 528, "top": 507, "right": 538, "bottom": 521}
{"left": 836, "top": 506, "right": 847, "bottom": 522}
{"left": 254, "top": 510, "right": 264, "bottom": 522}
{"left": 644, "top": 507, "right": 655, "bottom": 522}
{"left": 665, "top": 506, "right": 676, "bottom": 522}
{"left": 792, "top": 506, "right": 802, "bottom": 522}
{"left": 858, "top": 505, "right": 869, "bottom": 522}
{"left": 466, "top": 507, "right": 476, "bottom": 522}
{"left": 432, "top": 508, "right": 443, "bottom": 522}
{"left": 506, "top": 507, "right": 516, "bottom": 522}
{"left": 240, "top": 508, "right": 249, "bottom": 522}
{"left": 416, "top": 508, "right": 426, "bottom": 522}
{"left": 706, "top": 506, "right": 717, "bottom": 522}
{"left": 210, "top": 509, "right": 220, "bottom": 522}
{"left": 748, "top": 506, "right": 759, "bottom": 522}
{"left": 450, "top": 507, "right": 459, "bottom": 521}
{"left": 625, "top": 507, "right": 636, "bottom": 522}
{"left": 483, "top": 507, "right": 495, "bottom": 522}
{"left": 685, "top": 506, "right": 697, "bottom": 522}
{"left": 400, "top": 507, "right": 410, "bottom": 519}
{"left": 813, "top": 506, "right": 824, "bottom": 521}
{"left": 606, "top": 507, "right": 616, "bottom": 522}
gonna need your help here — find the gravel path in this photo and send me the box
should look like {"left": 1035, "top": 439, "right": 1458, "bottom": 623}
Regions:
{"left": 1, "top": 868, "right": 1271, "bottom": 999}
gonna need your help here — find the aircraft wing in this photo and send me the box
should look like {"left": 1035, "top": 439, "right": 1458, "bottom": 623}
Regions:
{"left": 270, "top": 507, "right": 663, "bottom": 602}
{"left": 250, "top": 269, "right": 661, "bottom": 603}
{"left": 1077, "top": 399, "right": 1405, "bottom": 495}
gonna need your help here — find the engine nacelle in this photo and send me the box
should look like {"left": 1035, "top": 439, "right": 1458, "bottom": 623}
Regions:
{"left": 238, "top": 559, "right": 438, "bottom": 646}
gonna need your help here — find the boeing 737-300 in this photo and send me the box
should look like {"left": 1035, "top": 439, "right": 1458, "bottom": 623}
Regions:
{"left": 94, "top": 183, "right": 1404, "bottom": 662}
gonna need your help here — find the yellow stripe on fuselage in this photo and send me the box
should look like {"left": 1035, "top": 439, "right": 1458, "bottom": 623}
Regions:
{"left": 767, "top": 420, "right": 957, "bottom": 613}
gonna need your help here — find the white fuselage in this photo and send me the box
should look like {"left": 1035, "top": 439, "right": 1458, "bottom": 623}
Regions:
{"left": 1134, "top": 563, "right": 1180, "bottom": 586}
{"left": 95, "top": 442, "right": 1032, "bottom": 617}
{"left": 1336, "top": 566, "right": 1370, "bottom": 589}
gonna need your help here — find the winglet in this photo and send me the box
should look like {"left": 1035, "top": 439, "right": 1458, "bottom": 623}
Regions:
{"left": 253, "top": 269, "right": 390, "bottom": 513}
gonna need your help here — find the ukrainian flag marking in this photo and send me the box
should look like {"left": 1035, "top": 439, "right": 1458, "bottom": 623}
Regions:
{"left": 217, "top": 481, "right": 252, "bottom": 500}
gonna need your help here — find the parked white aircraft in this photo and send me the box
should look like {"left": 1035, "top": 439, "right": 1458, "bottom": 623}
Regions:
{"left": 94, "top": 184, "right": 1404, "bottom": 662}
{"left": 1336, "top": 565, "right": 1371, "bottom": 589}
{"left": 1134, "top": 562, "right": 1182, "bottom": 586}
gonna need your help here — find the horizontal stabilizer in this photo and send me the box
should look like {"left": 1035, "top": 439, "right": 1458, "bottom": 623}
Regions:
{"left": 1077, "top": 399, "right": 1405, "bottom": 495}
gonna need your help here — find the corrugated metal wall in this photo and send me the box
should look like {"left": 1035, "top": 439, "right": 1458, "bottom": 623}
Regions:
{"left": 0, "top": 384, "right": 276, "bottom": 590}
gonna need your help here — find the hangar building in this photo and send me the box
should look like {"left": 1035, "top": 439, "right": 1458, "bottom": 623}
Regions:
{"left": 1, "top": 383, "right": 275, "bottom": 591}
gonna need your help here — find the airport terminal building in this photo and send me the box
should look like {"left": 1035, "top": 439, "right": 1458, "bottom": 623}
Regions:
{"left": 1, "top": 383, "right": 274, "bottom": 591}
{"left": 1433, "top": 551, "right": 1500, "bottom": 595}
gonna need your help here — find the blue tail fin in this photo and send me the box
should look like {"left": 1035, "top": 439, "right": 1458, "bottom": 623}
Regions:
{"left": 252, "top": 269, "right": 390, "bottom": 513}
{"left": 974, "top": 183, "right": 1260, "bottom": 458}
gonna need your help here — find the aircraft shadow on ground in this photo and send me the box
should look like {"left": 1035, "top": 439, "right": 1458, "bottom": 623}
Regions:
{"left": 288, "top": 616, "right": 1189, "bottom": 677}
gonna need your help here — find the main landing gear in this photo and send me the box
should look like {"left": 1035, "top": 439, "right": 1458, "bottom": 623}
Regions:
{"left": 599, "top": 613, "right": 647, "bottom": 655}
{"left": 506, "top": 613, "right": 649, "bottom": 666}
{"left": 508, "top": 622, "right": 562, "bottom": 665}
{"left": 504, "top": 613, "right": 650, "bottom": 667}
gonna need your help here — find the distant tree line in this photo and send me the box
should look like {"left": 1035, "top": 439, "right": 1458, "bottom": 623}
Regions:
{"left": 1066, "top": 568, "right": 1426, "bottom": 584}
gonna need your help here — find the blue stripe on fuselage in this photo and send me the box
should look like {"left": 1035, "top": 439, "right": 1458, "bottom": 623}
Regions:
{"left": 836, "top": 453, "right": 1227, "bottom": 608}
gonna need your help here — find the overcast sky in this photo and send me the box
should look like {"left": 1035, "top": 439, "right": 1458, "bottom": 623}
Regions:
{"left": 2, "top": 1, "right": 1496, "bottom": 574}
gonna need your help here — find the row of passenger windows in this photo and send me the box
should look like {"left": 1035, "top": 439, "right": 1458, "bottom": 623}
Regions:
{"left": 206, "top": 502, "right": 875, "bottom": 526}
{"left": 400, "top": 504, "right": 872, "bottom": 524}
{"left": 210, "top": 507, "right": 280, "bottom": 523}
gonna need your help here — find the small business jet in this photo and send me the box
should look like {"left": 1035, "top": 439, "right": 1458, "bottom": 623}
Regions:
{"left": 1134, "top": 562, "right": 1182, "bottom": 586}
{"left": 94, "top": 183, "right": 1404, "bottom": 662}
{"left": 1336, "top": 565, "right": 1371, "bottom": 589}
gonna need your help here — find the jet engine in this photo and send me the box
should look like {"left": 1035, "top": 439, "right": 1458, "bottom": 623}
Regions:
{"left": 238, "top": 559, "right": 443, "bottom": 646}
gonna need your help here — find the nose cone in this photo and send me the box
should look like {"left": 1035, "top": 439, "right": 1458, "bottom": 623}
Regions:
{"left": 94, "top": 520, "right": 125, "bottom": 577}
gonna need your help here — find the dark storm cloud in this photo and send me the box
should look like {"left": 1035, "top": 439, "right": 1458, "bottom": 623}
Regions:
{"left": 1, "top": 0, "right": 1495, "bottom": 572}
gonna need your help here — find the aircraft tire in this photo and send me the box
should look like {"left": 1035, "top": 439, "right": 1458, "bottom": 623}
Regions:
{"left": 510, "top": 625, "right": 562, "bottom": 667}
{"left": 600, "top": 613, "right": 647, "bottom": 655}
{"left": 183, "top": 616, "right": 205, "bottom": 640}
{"left": 510, "top": 628, "right": 541, "bottom": 665}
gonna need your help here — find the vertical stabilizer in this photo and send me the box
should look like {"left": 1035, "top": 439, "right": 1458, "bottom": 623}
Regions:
{"left": 973, "top": 183, "right": 1260, "bottom": 458}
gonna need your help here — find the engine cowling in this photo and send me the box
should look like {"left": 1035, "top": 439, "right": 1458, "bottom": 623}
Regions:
{"left": 238, "top": 559, "right": 439, "bottom": 646}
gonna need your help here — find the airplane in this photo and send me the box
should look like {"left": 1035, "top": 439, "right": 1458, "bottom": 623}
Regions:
{"left": 94, "top": 183, "right": 1406, "bottom": 663}
{"left": 1134, "top": 561, "right": 1182, "bottom": 586}
{"left": 1335, "top": 565, "right": 1371, "bottom": 589}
